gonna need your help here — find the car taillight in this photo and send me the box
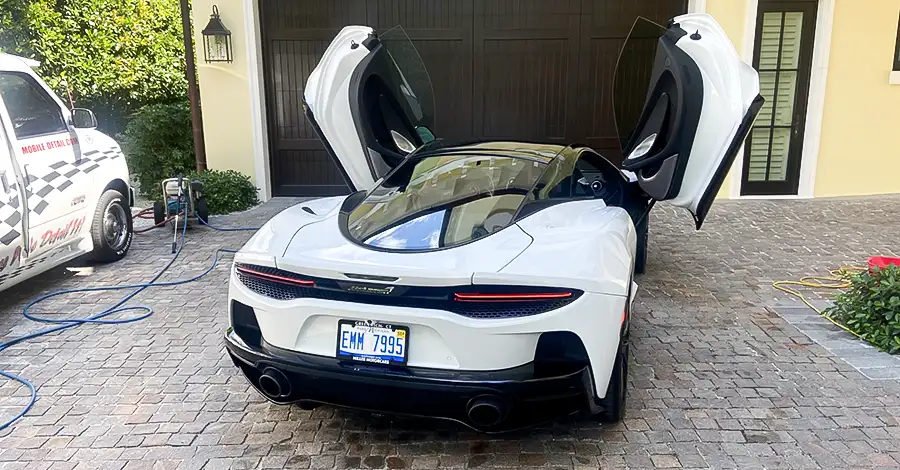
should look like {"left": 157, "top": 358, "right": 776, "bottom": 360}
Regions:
{"left": 235, "top": 264, "right": 315, "bottom": 287}
{"left": 453, "top": 291, "right": 573, "bottom": 302}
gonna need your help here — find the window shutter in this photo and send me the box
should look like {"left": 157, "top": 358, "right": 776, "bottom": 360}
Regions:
{"left": 747, "top": 12, "right": 805, "bottom": 182}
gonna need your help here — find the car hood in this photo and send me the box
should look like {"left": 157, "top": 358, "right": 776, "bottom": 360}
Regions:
{"left": 276, "top": 203, "right": 534, "bottom": 286}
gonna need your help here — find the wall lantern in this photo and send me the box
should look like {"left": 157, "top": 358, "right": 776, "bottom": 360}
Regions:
{"left": 201, "top": 5, "right": 233, "bottom": 63}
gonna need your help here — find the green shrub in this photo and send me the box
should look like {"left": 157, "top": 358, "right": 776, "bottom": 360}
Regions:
{"left": 190, "top": 169, "right": 259, "bottom": 215}
{"left": 0, "top": 0, "right": 188, "bottom": 135}
{"left": 826, "top": 265, "right": 900, "bottom": 354}
{"left": 121, "top": 101, "right": 194, "bottom": 199}
{"left": 121, "top": 102, "right": 258, "bottom": 215}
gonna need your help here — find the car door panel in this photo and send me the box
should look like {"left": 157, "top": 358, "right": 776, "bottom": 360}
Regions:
{"left": 615, "top": 24, "right": 703, "bottom": 201}
{"left": 614, "top": 14, "right": 763, "bottom": 229}
{"left": 304, "top": 26, "right": 435, "bottom": 191}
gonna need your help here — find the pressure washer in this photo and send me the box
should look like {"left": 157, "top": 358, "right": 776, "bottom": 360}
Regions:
{"left": 153, "top": 176, "right": 209, "bottom": 235}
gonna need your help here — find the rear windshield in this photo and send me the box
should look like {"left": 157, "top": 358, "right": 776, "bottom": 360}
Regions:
{"left": 345, "top": 153, "right": 548, "bottom": 251}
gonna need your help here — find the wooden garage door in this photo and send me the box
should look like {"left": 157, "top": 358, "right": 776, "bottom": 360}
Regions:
{"left": 261, "top": 0, "right": 687, "bottom": 197}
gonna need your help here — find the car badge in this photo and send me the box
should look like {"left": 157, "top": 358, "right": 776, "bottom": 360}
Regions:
{"left": 346, "top": 284, "right": 395, "bottom": 295}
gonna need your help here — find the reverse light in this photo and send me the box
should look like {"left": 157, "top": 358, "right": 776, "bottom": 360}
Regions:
{"left": 453, "top": 292, "right": 573, "bottom": 302}
{"left": 235, "top": 264, "right": 315, "bottom": 287}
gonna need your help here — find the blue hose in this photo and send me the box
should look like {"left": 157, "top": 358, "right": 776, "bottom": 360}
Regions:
{"left": 0, "top": 215, "right": 252, "bottom": 432}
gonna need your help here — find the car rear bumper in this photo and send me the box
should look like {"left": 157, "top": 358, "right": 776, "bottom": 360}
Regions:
{"left": 225, "top": 328, "right": 600, "bottom": 433}
{"left": 228, "top": 271, "right": 627, "bottom": 398}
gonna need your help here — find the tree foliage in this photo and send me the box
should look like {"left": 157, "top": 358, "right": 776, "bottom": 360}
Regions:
{"left": 121, "top": 101, "right": 194, "bottom": 198}
{"left": 0, "top": 0, "right": 188, "bottom": 134}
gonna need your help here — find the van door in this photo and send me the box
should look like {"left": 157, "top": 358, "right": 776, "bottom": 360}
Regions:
{"left": 0, "top": 124, "right": 26, "bottom": 290}
{"left": 614, "top": 14, "right": 764, "bottom": 229}
{"left": 0, "top": 71, "right": 89, "bottom": 259}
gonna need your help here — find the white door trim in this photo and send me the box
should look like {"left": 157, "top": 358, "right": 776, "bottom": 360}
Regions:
{"left": 243, "top": 0, "right": 271, "bottom": 202}
{"left": 729, "top": 0, "right": 833, "bottom": 199}
{"left": 688, "top": 0, "right": 707, "bottom": 13}
{"left": 795, "top": 0, "right": 834, "bottom": 199}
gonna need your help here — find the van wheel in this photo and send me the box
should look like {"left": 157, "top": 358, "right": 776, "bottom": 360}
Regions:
{"left": 596, "top": 339, "right": 628, "bottom": 424}
{"left": 90, "top": 189, "right": 133, "bottom": 263}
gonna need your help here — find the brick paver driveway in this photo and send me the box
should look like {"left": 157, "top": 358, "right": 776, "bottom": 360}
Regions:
{"left": 1, "top": 195, "right": 899, "bottom": 469}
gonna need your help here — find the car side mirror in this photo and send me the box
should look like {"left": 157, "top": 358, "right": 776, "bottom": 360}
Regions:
{"left": 71, "top": 108, "right": 98, "bottom": 129}
{"left": 390, "top": 130, "right": 416, "bottom": 154}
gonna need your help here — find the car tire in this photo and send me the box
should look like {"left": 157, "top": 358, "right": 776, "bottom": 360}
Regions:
{"left": 90, "top": 189, "right": 134, "bottom": 263}
{"left": 596, "top": 339, "right": 629, "bottom": 424}
{"left": 634, "top": 212, "right": 649, "bottom": 275}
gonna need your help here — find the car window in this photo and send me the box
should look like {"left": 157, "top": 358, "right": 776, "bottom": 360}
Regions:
{"left": 379, "top": 26, "right": 434, "bottom": 130}
{"left": 512, "top": 151, "right": 611, "bottom": 220}
{"left": 526, "top": 151, "right": 584, "bottom": 201}
{"left": 0, "top": 72, "right": 68, "bottom": 139}
{"left": 344, "top": 153, "right": 547, "bottom": 251}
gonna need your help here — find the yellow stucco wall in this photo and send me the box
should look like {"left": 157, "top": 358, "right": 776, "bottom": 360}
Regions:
{"left": 705, "top": 0, "right": 749, "bottom": 199}
{"left": 815, "top": 0, "right": 900, "bottom": 197}
{"left": 707, "top": 0, "right": 900, "bottom": 199}
{"left": 191, "top": 0, "right": 258, "bottom": 187}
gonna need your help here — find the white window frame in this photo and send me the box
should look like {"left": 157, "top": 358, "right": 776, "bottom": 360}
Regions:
{"left": 891, "top": 10, "right": 900, "bottom": 85}
{"left": 242, "top": 0, "right": 271, "bottom": 202}
{"left": 730, "top": 0, "right": 834, "bottom": 199}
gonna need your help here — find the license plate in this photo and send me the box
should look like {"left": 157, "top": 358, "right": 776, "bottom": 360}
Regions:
{"left": 336, "top": 320, "right": 409, "bottom": 365}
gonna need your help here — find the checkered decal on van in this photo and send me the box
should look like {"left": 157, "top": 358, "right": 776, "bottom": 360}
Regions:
{"left": 26, "top": 148, "right": 124, "bottom": 216}
{"left": 0, "top": 182, "right": 22, "bottom": 246}
{"left": 0, "top": 146, "right": 122, "bottom": 246}
{"left": 0, "top": 243, "right": 75, "bottom": 284}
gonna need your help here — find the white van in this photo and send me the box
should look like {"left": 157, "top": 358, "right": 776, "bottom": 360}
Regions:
{"left": 0, "top": 53, "right": 134, "bottom": 293}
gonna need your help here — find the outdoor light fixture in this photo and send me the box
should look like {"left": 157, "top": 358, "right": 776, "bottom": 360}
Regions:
{"left": 201, "top": 5, "right": 233, "bottom": 63}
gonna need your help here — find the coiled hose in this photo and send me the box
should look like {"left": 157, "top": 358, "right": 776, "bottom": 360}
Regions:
{"left": 0, "top": 212, "right": 258, "bottom": 432}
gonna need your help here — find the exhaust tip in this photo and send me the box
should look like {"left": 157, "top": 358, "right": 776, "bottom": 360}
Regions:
{"left": 258, "top": 367, "right": 291, "bottom": 399}
{"left": 466, "top": 395, "right": 507, "bottom": 428}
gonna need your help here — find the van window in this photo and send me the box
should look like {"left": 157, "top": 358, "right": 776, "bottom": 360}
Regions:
{"left": 0, "top": 72, "right": 67, "bottom": 139}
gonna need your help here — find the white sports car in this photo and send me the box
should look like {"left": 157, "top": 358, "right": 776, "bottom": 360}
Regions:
{"left": 225, "top": 13, "right": 762, "bottom": 431}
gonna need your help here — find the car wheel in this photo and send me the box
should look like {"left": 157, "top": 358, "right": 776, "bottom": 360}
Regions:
{"left": 596, "top": 339, "right": 629, "bottom": 423}
{"left": 90, "top": 189, "right": 134, "bottom": 263}
{"left": 634, "top": 212, "right": 649, "bottom": 275}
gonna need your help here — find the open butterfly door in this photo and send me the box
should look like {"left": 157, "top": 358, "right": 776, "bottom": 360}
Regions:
{"left": 304, "top": 26, "right": 436, "bottom": 192}
{"left": 614, "top": 13, "right": 765, "bottom": 229}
